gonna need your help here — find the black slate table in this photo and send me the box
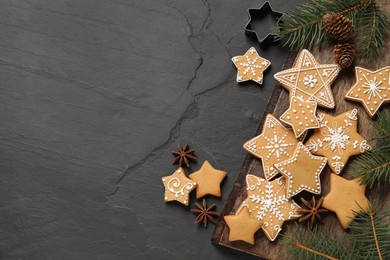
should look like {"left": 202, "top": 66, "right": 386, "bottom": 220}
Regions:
{"left": 0, "top": 0, "right": 302, "bottom": 259}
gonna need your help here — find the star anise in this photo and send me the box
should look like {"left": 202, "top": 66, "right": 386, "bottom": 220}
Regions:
{"left": 172, "top": 144, "right": 196, "bottom": 167}
{"left": 191, "top": 199, "right": 219, "bottom": 228}
{"left": 298, "top": 196, "right": 328, "bottom": 227}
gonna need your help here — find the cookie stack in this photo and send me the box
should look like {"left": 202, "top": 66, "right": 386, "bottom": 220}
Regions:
{"left": 225, "top": 49, "right": 372, "bottom": 244}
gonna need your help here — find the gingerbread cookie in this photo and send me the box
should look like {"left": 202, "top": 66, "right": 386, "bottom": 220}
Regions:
{"left": 305, "top": 109, "right": 370, "bottom": 174}
{"left": 162, "top": 167, "right": 197, "bottom": 206}
{"left": 232, "top": 47, "right": 271, "bottom": 85}
{"left": 224, "top": 207, "right": 263, "bottom": 245}
{"left": 322, "top": 173, "right": 370, "bottom": 229}
{"left": 274, "top": 142, "right": 327, "bottom": 198}
{"left": 189, "top": 160, "right": 226, "bottom": 199}
{"left": 240, "top": 175, "right": 301, "bottom": 241}
{"left": 243, "top": 114, "right": 299, "bottom": 180}
{"left": 345, "top": 66, "right": 390, "bottom": 117}
{"left": 274, "top": 49, "right": 340, "bottom": 108}
{"left": 280, "top": 96, "right": 320, "bottom": 138}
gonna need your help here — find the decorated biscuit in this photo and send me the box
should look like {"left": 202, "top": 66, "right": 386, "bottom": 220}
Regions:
{"left": 322, "top": 173, "right": 371, "bottom": 229}
{"left": 162, "top": 167, "right": 197, "bottom": 206}
{"left": 345, "top": 66, "right": 390, "bottom": 117}
{"left": 240, "top": 175, "right": 301, "bottom": 241}
{"left": 274, "top": 49, "right": 340, "bottom": 108}
{"left": 243, "top": 114, "right": 299, "bottom": 180}
{"left": 224, "top": 207, "right": 263, "bottom": 245}
{"left": 232, "top": 47, "right": 271, "bottom": 85}
{"left": 305, "top": 109, "right": 370, "bottom": 174}
{"left": 280, "top": 96, "right": 320, "bottom": 138}
{"left": 274, "top": 142, "right": 327, "bottom": 198}
{"left": 189, "top": 160, "right": 226, "bottom": 199}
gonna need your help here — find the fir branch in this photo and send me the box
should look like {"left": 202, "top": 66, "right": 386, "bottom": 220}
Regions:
{"left": 350, "top": 111, "right": 390, "bottom": 187}
{"left": 371, "top": 110, "right": 390, "bottom": 142}
{"left": 355, "top": 3, "right": 389, "bottom": 59}
{"left": 349, "top": 202, "right": 390, "bottom": 260}
{"left": 281, "top": 202, "right": 390, "bottom": 259}
{"left": 350, "top": 147, "right": 390, "bottom": 188}
{"left": 293, "top": 241, "right": 338, "bottom": 260}
{"left": 275, "top": 0, "right": 389, "bottom": 59}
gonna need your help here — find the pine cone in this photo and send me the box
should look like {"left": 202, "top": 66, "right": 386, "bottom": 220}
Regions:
{"left": 322, "top": 13, "right": 354, "bottom": 42}
{"left": 334, "top": 42, "right": 356, "bottom": 69}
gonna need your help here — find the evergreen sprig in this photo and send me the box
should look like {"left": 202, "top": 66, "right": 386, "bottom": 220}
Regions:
{"left": 350, "top": 111, "right": 390, "bottom": 187}
{"left": 275, "top": 0, "right": 389, "bottom": 59}
{"left": 281, "top": 201, "right": 390, "bottom": 259}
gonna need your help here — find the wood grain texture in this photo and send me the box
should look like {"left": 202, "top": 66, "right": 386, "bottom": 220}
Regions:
{"left": 212, "top": 1, "right": 390, "bottom": 258}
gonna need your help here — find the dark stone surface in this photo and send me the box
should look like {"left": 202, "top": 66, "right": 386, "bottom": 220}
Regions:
{"left": 0, "top": 0, "right": 301, "bottom": 259}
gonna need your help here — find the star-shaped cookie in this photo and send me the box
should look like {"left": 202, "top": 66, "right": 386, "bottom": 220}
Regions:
{"left": 274, "top": 142, "right": 327, "bottom": 198}
{"left": 280, "top": 96, "right": 320, "bottom": 137}
{"left": 243, "top": 114, "right": 299, "bottom": 180}
{"left": 162, "top": 167, "right": 197, "bottom": 206}
{"left": 322, "top": 173, "right": 370, "bottom": 229}
{"left": 232, "top": 47, "right": 271, "bottom": 85}
{"left": 305, "top": 109, "right": 370, "bottom": 174}
{"left": 274, "top": 49, "right": 340, "bottom": 108}
{"left": 240, "top": 175, "right": 301, "bottom": 241}
{"left": 224, "top": 207, "right": 263, "bottom": 245}
{"left": 345, "top": 66, "right": 390, "bottom": 117}
{"left": 189, "top": 160, "right": 226, "bottom": 199}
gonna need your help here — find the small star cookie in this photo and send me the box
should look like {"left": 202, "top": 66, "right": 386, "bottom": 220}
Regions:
{"left": 280, "top": 96, "right": 320, "bottom": 138}
{"left": 224, "top": 207, "right": 263, "bottom": 245}
{"left": 305, "top": 109, "right": 370, "bottom": 174}
{"left": 274, "top": 49, "right": 340, "bottom": 108}
{"left": 162, "top": 167, "right": 197, "bottom": 206}
{"left": 189, "top": 160, "right": 226, "bottom": 199}
{"left": 232, "top": 47, "right": 271, "bottom": 85}
{"left": 243, "top": 114, "right": 299, "bottom": 180}
{"left": 345, "top": 66, "right": 390, "bottom": 117}
{"left": 322, "top": 173, "right": 370, "bottom": 229}
{"left": 274, "top": 142, "right": 327, "bottom": 198}
{"left": 240, "top": 175, "right": 301, "bottom": 241}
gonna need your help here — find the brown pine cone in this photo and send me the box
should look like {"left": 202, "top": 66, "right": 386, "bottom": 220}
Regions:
{"left": 322, "top": 13, "right": 354, "bottom": 42}
{"left": 334, "top": 42, "right": 356, "bottom": 69}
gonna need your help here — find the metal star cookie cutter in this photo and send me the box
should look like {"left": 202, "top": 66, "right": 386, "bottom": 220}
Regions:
{"left": 244, "top": 2, "right": 283, "bottom": 46}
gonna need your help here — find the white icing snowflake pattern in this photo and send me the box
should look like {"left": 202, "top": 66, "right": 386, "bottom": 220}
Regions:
{"left": 303, "top": 75, "right": 318, "bottom": 88}
{"left": 362, "top": 75, "right": 385, "bottom": 100}
{"left": 261, "top": 131, "right": 293, "bottom": 161}
{"left": 322, "top": 121, "right": 350, "bottom": 154}
{"left": 241, "top": 175, "right": 300, "bottom": 241}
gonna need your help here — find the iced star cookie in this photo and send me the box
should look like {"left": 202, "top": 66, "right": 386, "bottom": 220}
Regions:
{"left": 243, "top": 114, "right": 299, "bottom": 180}
{"left": 323, "top": 173, "right": 370, "bottom": 229}
{"left": 189, "top": 160, "right": 226, "bottom": 199}
{"left": 345, "top": 66, "right": 390, "bottom": 117}
{"left": 232, "top": 47, "right": 271, "bottom": 85}
{"left": 239, "top": 175, "right": 301, "bottom": 241}
{"left": 224, "top": 207, "right": 263, "bottom": 245}
{"left": 274, "top": 49, "right": 340, "bottom": 108}
{"left": 280, "top": 96, "right": 320, "bottom": 138}
{"left": 162, "top": 167, "right": 197, "bottom": 206}
{"left": 274, "top": 142, "right": 327, "bottom": 198}
{"left": 305, "top": 109, "right": 370, "bottom": 174}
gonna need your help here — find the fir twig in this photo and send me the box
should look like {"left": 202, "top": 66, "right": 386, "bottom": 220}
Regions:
{"left": 293, "top": 241, "right": 338, "bottom": 260}
{"left": 281, "top": 202, "right": 390, "bottom": 259}
{"left": 350, "top": 111, "right": 390, "bottom": 187}
{"left": 275, "top": 0, "right": 389, "bottom": 59}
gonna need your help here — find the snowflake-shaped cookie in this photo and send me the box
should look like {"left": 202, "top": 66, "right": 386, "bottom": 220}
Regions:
{"left": 239, "top": 175, "right": 300, "bottom": 241}
{"left": 243, "top": 114, "right": 299, "bottom": 180}
{"left": 232, "top": 47, "right": 271, "bottom": 85}
{"left": 274, "top": 49, "right": 340, "bottom": 108}
{"left": 345, "top": 66, "right": 390, "bottom": 117}
{"left": 305, "top": 109, "right": 370, "bottom": 174}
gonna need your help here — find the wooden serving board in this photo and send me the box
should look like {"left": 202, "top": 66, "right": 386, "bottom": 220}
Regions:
{"left": 212, "top": 14, "right": 390, "bottom": 258}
